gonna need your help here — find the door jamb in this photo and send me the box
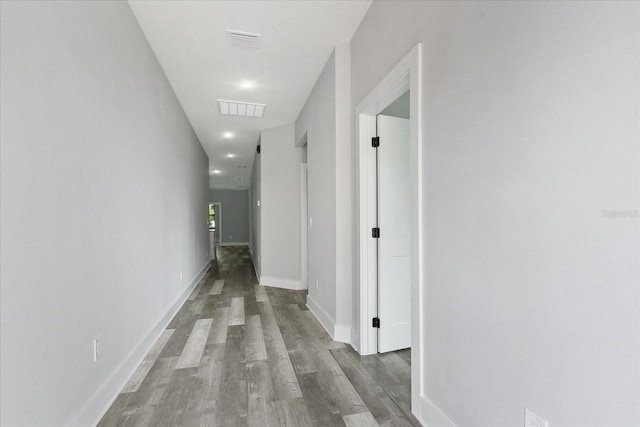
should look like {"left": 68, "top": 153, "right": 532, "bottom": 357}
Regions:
{"left": 355, "top": 44, "right": 424, "bottom": 415}
{"left": 300, "top": 162, "right": 308, "bottom": 289}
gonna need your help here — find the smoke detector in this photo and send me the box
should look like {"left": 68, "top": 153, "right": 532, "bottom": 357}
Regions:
{"left": 226, "top": 30, "right": 261, "bottom": 49}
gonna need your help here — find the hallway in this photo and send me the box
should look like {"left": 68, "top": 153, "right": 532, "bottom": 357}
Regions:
{"left": 98, "top": 246, "right": 418, "bottom": 427}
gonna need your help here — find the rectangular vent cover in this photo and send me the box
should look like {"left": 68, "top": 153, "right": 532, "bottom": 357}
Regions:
{"left": 218, "top": 99, "right": 266, "bottom": 118}
{"left": 226, "top": 30, "right": 261, "bottom": 49}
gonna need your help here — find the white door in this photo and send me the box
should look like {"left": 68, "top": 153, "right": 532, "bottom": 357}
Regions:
{"left": 377, "top": 114, "right": 411, "bottom": 353}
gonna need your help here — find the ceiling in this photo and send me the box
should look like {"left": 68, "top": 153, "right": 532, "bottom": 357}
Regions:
{"left": 128, "top": 0, "right": 372, "bottom": 190}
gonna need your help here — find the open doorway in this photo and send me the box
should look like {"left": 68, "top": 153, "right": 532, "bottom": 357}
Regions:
{"left": 376, "top": 95, "right": 410, "bottom": 352}
{"left": 356, "top": 44, "right": 424, "bottom": 418}
{"left": 209, "top": 202, "right": 222, "bottom": 257}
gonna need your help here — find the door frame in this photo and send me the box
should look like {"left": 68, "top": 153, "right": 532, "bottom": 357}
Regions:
{"left": 300, "top": 162, "right": 308, "bottom": 289}
{"left": 210, "top": 202, "right": 222, "bottom": 245}
{"left": 355, "top": 44, "right": 424, "bottom": 413}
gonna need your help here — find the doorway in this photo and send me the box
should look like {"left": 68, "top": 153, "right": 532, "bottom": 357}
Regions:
{"left": 356, "top": 44, "right": 424, "bottom": 418}
{"left": 376, "top": 111, "right": 411, "bottom": 353}
{"left": 209, "top": 202, "right": 222, "bottom": 247}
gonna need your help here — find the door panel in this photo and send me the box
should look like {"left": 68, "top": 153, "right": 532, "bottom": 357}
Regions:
{"left": 377, "top": 114, "right": 411, "bottom": 353}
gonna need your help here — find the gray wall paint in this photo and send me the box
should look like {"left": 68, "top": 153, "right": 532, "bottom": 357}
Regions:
{"left": 295, "top": 43, "right": 354, "bottom": 332}
{"left": 259, "top": 124, "right": 303, "bottom": 283}
{"left": 296, "top": 52, "right": 337, "bottom": 318}
{"left": 351, "top": 1, "right": 639, "bottom": 425}
{"left": 209, "top": 189, "right": 250, "bottom": 244}
{"left": 0, "top": 2, "right": 210, "bottom": 426}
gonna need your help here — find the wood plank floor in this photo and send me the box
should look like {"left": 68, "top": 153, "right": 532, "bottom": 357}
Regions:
{"left": 98, "top": 246, "right": 420, "bottom": 427}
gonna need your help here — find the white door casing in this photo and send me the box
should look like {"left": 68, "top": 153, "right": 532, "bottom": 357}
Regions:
{"left": 301, "top": 163, "right": 308, "bottom": 289}
{"left": 377, "top": 115, "right": 411, "bottom": 352}
{"left": 356, "top": 43, "right": 423, "bottom": 420}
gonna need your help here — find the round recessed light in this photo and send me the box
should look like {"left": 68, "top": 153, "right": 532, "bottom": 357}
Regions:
{"left": 211, "top": 169, "right": 221, "bottom": 174}
{"left": 223, "top": 131, "right": 234, "bottom": 139}
{"left": 239, "top": 80, "right": 256, "bottom": 90}
{"left": 226, "top": 154, "right": 236, "bottom": 159}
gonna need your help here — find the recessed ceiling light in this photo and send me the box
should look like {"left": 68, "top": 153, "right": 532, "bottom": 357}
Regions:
{"left": 211, "top": 169, "right": 221, "bottom": 174}
{"left": 223, "top": 131, "right": 234, "bottom": 139}
{"left": 226, "top": 154, "right": 236, "bottom": 158}
{"left": 239, "top": 80, "right": 256, "bottom": 90}
{"left": 217, "top": 99, "right": 266, "bottom": 118}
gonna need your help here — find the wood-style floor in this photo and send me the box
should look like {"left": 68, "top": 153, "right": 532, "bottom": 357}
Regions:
{"left": 98, "top": 246, "right": 419, "bottom": 427}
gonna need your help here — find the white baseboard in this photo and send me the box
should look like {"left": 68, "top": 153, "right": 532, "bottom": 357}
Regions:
{"left": 251, "top": 255, "right": 260, "bottom": 282}
{"left": 418, "top": 395, "right": 457, "bottom": 427}
{"left": 260, "top": 275, "right": 305, "bottom": 290}
{"left": 72, "top": 261, "right": 211, "bottom": 427}
{"left": 306, "top": 295, "right": 336, "bottom": 339}
{"left": 334, "top": 324, "right": 351, "bottom": 344}
{"left": 220, "top": 241, "right": 249, "bottom": 247}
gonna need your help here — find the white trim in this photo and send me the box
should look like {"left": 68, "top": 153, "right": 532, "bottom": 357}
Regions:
{"left": 305, "top": 297, "right": 352, "bottom": 345}
{"left": 334, "top": 324, "right": 351, "bottom": 343}
{"left": 355, "top": 44, "right": 425, "bottom": 421}
{"left": 300, "top": 163, "right": 308, "bottom": 291}
{"left": 259, "top": 276, "right": 305, "bottom": 290}
{"left": 73, "top": 261, "right": 211, "bottom": 427}
{"left": 419, "top": 395, "right": 457, "bottom": 427}
{"left": 219, "top": 242, "right": 249, "bottom": 247}
{"left": 306, "top": 294, "right": 336, "bottom": 339}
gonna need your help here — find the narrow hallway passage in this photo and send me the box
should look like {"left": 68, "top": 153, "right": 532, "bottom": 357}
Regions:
{"left": 99, "top": 246, "right": 418, "bottom": 427}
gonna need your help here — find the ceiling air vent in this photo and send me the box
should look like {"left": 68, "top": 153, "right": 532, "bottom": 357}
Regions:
{"left": 218, "top": 99, "right": 266, "bottom": 118}
{"left": 226, "top": 30, "right": 261, "bottom": 49}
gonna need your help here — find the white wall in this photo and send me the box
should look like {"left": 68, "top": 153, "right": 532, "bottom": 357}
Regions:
{"left": 334, "top": 42, "right": 354, "bottom": 338}
{"left": 351, "top": 1, "right": 639, "bottom": 426}
{"left": 296, "top": 52, "right": 338, "bottom": 321}
{"left": 209, "top": 188, "right": 250, "bottom": 244}
{"left": 0, "top": 2, "right": 210, "bottom": 426}
{"left": 258, "top": 123, "right": 304, "bottom": 288}
{"left": 295, "top": 44, "right": 354, "bottom": 340}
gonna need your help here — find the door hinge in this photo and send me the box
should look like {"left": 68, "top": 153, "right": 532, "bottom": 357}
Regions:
{"left": 372, "top": 317, "right": 380, "bottom": 328}
{"left": 372, "top": 227, "right": 380, "bottom": 238}
{"left": 371, "top": 136, "right": 380, "bottom": 147}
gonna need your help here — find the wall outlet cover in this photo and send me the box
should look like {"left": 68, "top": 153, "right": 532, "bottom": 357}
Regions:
{"left": 93, "top": 338, "right": 101, "bottom": 362}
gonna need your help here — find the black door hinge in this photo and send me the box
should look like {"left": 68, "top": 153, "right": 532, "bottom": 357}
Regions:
{"left": 372, "top": 317, "right": 380, "bottom": 328}
{"left": 372, "top": 227, "right": 380, "bottom": 238}
{"left": 371, "top": 136, "right": 380, "bottom": 147}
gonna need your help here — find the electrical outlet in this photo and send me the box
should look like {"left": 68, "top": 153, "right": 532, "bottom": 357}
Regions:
{"left": 257, "top": 200, "right": 260, "bottom": 207}
{"left": 309, "top": 217, "right": 313, "bottom": 227}
{"left": 315, "top": 278, "right": 319, "bottom": 290}
{"left": 93, "top": 338, "right": 101, "bottom": 362}
{"left": 525, "top": 408, "right": 548, "bottom": 427}
{"left": 180, "top": 270, "right": 184, "bottom": 281}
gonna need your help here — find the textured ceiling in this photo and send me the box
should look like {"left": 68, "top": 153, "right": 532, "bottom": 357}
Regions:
{"left": 128, "top": 0, "right": 372, "bottom": 190}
